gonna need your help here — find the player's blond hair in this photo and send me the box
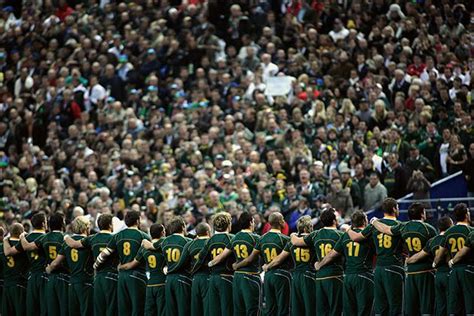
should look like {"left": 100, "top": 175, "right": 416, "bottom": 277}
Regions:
{"left": 212, "top": 212, "right": 232, "bottom": 232}
{"left": 71, "top": 216, "right": 90, "bottom": 234}
{"left": 297, "top": 215, "right": 313, "bottom": 234}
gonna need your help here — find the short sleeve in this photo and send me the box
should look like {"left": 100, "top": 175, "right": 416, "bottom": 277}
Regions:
{"left": 81, "top": 235, "right": 92, "bottom": 248}
{"left": 254, "top": 238, "right": 262, "bottom": 252}
{"left": 284, "top": 242, "right": 291, "bottom": 252}
{"left": 14, "top": 239, "right": 24, "bottom": 252}
{"left": 361, "top": 224, "right": 373, "bottom": 238}
{"left": 303, "top": 231, "right": 316, "bottom": 248}
{"left": 107, "top": 234, "right": 117, "bottom": 250}
{"left": 59, "top": 241, "right": 68, "bottom": 256}
{"left": 467, "top": 232, "right": 474, "bottom": 248}
{"left": 390, "top": 223, "right": 405, "bottom": 236}
{"left": 333, "top": 235, "right": 344, "bottom": 253}
{"left": 135, "top": 246, "right": 145, "bottom": 262}
{"left": 152, "top": 239, "right": 163, "bottom": 252}
{"left": 422, "top": 238, "right": 433, "bottom": 254}
{"left": 34, "top": 234, "right": 45, "bottom": 248}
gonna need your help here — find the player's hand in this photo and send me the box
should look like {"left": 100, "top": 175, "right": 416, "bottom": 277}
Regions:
{"left": 117, "top": 264, "right": 123, "bottom": 271}
{"left": 142, "top": 239, "right": 153, "bottom": 250}
{"left": 232, "top": 263, "right": 239, "bottom": 271}
{"left": 45, "top": 265, "right": 52, "bottom": 274}
{"left": 208, "top": 260, "right": 215, "bottom": 268}
{"left": 448, "top": 259, "right": 454, "bottom": 268}
{"left": 262, "top": 264, "right": 268, "bottom": 272}
{"left": 314, "top": 261, "right": 321, "bottom": 271}
{"left": 64, "top": 235, "right": 71, "bottom": 241}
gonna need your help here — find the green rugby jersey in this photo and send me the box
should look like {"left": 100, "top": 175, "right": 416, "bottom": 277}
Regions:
{"left": 107, "top": 227, "right": 150, "bottom": 272}
{"left": 256, "top": 230, "right": 291, "bottom": 270}
{"left": 157, "top": 234, "right": 192, "bottom": 274}
{"left": 16, "top": 231, "right": 46, "bottom": 273}
{"left": 334, "top": 228, "right": 374, "bottom": 274}
{"left": 467, "top": 231, "right": 474, "bottom": 248}
{"left": 1, "top": 238, "right": 29, "bottom": 286}
{"left": 35, "top": 231, "right": 68, "bottom": 274}
{"left": 304, "top": 228, "right": 344, "bottom": 277}
{"left": 228, "top": 230, "right": 260, "bottom": 273}
{"left": 60, "top": 235, "right": 93, "bottom": 282}
{"left": 183, "top": 237, "right": 209, "bottom": 275}
{"left": 195, "top": 232, "right": 235, "bottom": 275}
{"left": 361, "top": 218, "right": 404, "bottom": 267}
{"left": 136, "top": 240, "right": 166, "bottom": 285}
{"left": 284, "top": 233, "right": 316, "bottom": 273}
{"left": 423, "top": 234, "right": 449, "bottom": 273}
{"left": 81, "top": 231, "right": 117, "bottom": 274}
{"left": 390, "top": 221, "right": 437, "bottom": 272}
{"left": 442, "top": 224, "right": 474, "bottom": 267}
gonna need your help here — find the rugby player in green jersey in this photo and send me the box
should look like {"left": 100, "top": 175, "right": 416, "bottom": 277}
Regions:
{"left": 1, "top": 223, "right": 28, "bottom": 316}
{"left": 372, "top": 202, "right": 437, "bottom": 315}
{"left": 4, "top": 212, "right": 47, "bottom": 316}
{"left": 434, "top": 203, "right": 473, "bottom": 315}
{"left": 94, "top": 210, "right": 150, "bottom": 316}
{"left": 194, "top": 212, "right": 235, "bottom": 316}
{"left": 348, "top": 198, "right": 405, "bottom": 316}
{"left": 406, "top": 216, "right": 453, "bottom": 316}
{"left": 292, "top": 208, "right": 344, "bottom": 316}
{"left": 263, "top": 215, "right": 316, "bottom": 316}
{"left": 46, "top": 216, "right": 94, "bottom": 316}
{"left": 315, "top": 211, "right": 375, "bottom": 316}
{"left": 64, "top": 214, "right": 117, "bottom": 316}
{"left": 21, "top": 212, "right": 69, "bottom": 316}
{"left": 143, "top": 216, "right": 192, "bottom": 316}
{"left": 233, "top": 212, "right": 290, "bottom": 316}
{"left": 120, "top": 223, "right": 166, "bottom": 316}
{"left": 208, "top": 212, "right": 261, "bottom": 316}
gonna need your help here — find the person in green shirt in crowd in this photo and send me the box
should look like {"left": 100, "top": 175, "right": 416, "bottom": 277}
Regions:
{"left": 434, "top": 203, "right": 474, "bottom": 315}
{"left": 142, "top": 216, "right": 192, "bottom": 316}
{"left": 372, "top": 202, "right": 437, "bottom": 315}
{"left": 21, "top": 212, "right": 69, "bottom": 316}
{"left": 348, "top": 198, "right": 405, "bottom": 316}
{"left": 64, "top": 214, "right": 118, "bottom": 316}
{"left": 208, "top": 212, "right": 262, "bottom": 316}
{"left": 94, "top": 210, "right": 150, "bottom": 316}
{"left": 1, "top": 223, "right": 29, "bottom": 316}
{"left": 193, "top": 212, "right": 235, "bottom": 316}
{"left": 315, "top": 211, "right": 375, "bottom": 316}
{"left": 405, "top": 216, "right": 453, "bottom": 316}
{"left": 4, "top": 212, "right": 47, "bottom": 316}
{"left": 263, "top": 215, "right": 316, "bottom": 316}
{"left": 120, "top": 223, "right": 167, "bottom": 316}
{"left": 46, "top": 216, "right": 94, "bottom": 316}
{"left": 234, "top": 212, "right": 291, "bottom": 316}
{"left": 292, "top": 208, "right": 344, "bottom": 316}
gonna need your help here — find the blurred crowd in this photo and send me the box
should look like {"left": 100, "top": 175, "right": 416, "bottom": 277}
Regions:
{"left": 0, "top": 0, "right": 473, "bottom": 234}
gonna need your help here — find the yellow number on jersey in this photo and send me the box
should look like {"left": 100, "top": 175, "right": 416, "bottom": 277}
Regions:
{"left": 406, "top": 237, "right": 422, "bottom": 252}
{"left": 234, "top": 245, "right": 249, "bottom": 258}
{"left": 166, "top": 248, "right": 180, "bottom": 262}
{"left": 123, "top": 242, "right": 131, "bottom": 256}
{"left": 318, "top": 243, "right": 333, "bottom": 257}
{"left": 211, "top": 248, "right": 223, "bottom": 259}
{"left": 264, "top": 248, "right": 278, "bottom": 262}
{"left": 346, "top": 242, "right": 360, "bottom": 257}
{"left": 294, "top": 248, "right": 310, "bottom": 262}
{"left": 48, "top": 246, "right": 57, "bottom": 259}
{"left": 377, "top": 234, "right": 392, "bottom": 249}
{"left": 448, "top": 237, "right": 465, "bottom": 253}
{"left": 71, "top": 249, "right": 79, "bottom": 262}
{"left": 148, "top": 255, "right": 157, "bottom": 268}
{"left": 6, "top": 256, "right": 15, "bottom": 267}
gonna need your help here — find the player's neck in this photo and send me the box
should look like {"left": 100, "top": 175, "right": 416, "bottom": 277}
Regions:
{"left": 383, "top": 215, "right": 397, "bottom": 220}
{"left": 241, "top": 229, "right": 252, "bottom": 233}
{"left": 269, "top": 228, "right": 281, "bottom": 233}
{"left": 323, "top": 226, "right": 337, "bottom": 230}
{"left": 197, "top": 236, "right": 210, "bottom": 239}
{"left": 215, "top": 231, "right": 228, "bottom": 234}
{"left": 173, "top": 232, "right": 185, "bottom": 236}
{"left": 127, "top": 226, "right": 139, "bottom": 230}
{"left": 100, "top": 230, "right": 112, "bottom": 234}
{"left": 33, "top": 229, "right": 46, "bottom": 233}
{"left": 456, "top": 221, "right": 469, "bottom": 226}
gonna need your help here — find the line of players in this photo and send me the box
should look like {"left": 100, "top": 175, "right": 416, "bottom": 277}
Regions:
{"left": 0, "top": 197, "right": 473, "bottom": 316}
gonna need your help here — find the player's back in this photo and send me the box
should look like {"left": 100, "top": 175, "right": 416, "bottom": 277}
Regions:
{"left": 24, "top": 231, "right": 46, "bottom": 273}
{"left": 231, "top": 230, "right": 260, "bottom": 273}
{"left": 187, "top": 237, "right": 209, "bottom": 275}
{"left": 62, "top": 235, "right": 93, "bottom": 282}
{"left": 1, "top": 239, "right": 29, "bottom": 286}
{"left": 258, "top": 230, "right": 290, "bottom": 267}
{"left": 336, "top": 228, "right": 374, "bottom": 274}
{"left": 138, "top": 240, "right": 166, "bottom": 284}
{"left": 111, "top": 228, "right": 150, "bottom": 271}
{"left": 444, "top": 224, "right": 474, "bottom": 266}
{"left": 286, "top": 234, "right": 316, "bottom": 273}
{"left": 364, "top": 218, "right": 404, "bottom": 267}
{"left": 36, "top": 231, "right": 68, "bottom": 274}
{"left": 201, "top": 232, "right": 235, "bottom": 274}
{"left": 160, "top": 234, "right": 192, "bottom": 274}
{"left": 309, "top": 228, "right": 344, "bottom": 277}
{"left": 425, "top": 234, "right": 449, "bottom": 272}
{"left": 395, "top": 221, "right": 436, "bottom": 272}
{"left": 82, "top": 231, "right": 117, "bottom": 274}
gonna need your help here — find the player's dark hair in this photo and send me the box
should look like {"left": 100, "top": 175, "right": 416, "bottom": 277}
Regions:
{"left": 382, "top": 198, "right": 398, "bottom": 215}
{"left": 49, "top": 212, "right": 65, "bottom": 231}
{"left": 408, "top": 203, "right": 425, "bottom": 220}
{"left": 31, "top": 212, "right": 47, "bottom": 230}
{"left": 150, "top": 223, "right": 165, "bottom": 239}
{"left": 10, "top": 223, "right": 24, "bottom": 238}
{"left": 238, "top": 211, "right": 253, "bottom": 230}
{"left": 195, "top": 223, "right": 210, "bottom": 237}
{"left": 320, "top": 208, "right": 337, "bottom": 227}
{"left": 124, "top": 210, "right": 140, "bottom": 227}
{"left": 453, "top": 203, "right": 468, "bottom": 222}
{"left": 168, "top": 217, "right": 185, "bottom": 234}
{"left": 438, "top": 216, "right": 453, "bottom": 232}
{"left": 98, "top": 214, "right": 114, "bottom": 231}
{"left": 351, "top": 211, "right": 367, "bottom": 228}
{"left": 268, "top": 212, "right": 284, "bottom": 229}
